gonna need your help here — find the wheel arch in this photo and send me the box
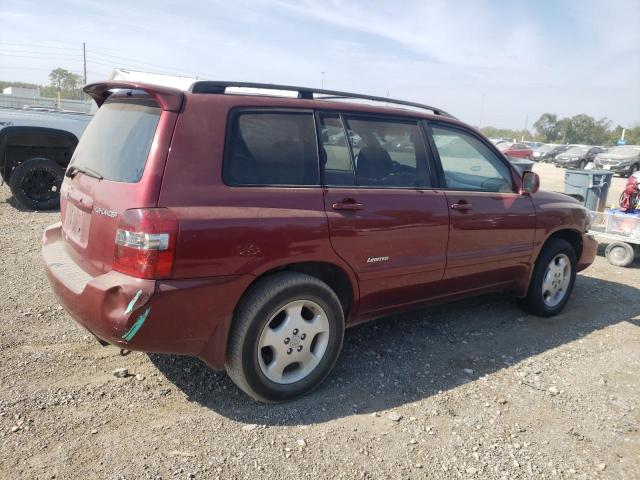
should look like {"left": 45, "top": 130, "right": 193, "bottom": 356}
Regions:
{"left": 242, "top": 261, "right": 356, "bottom": 320}
{"left": 518, "top": 227, "right": 584, "bottom": 299}
{"left": 544, "top": 228, "right": 583, "bottom": 260}
{"left": 0, "top": 126, "right": 79, "bottom": 181}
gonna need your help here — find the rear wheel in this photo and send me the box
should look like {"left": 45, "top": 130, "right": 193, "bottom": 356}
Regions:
{"left": 519, "top": 238, "right": 576, "bottom": 317}
{"left": 225, "top": 272, "right": 345, "bottom": 402}
{"left": 605, "top": 242, "right": 635, "bottom": 267}
{"left": 8, "top": 157, "right": 64, "bottom": 210}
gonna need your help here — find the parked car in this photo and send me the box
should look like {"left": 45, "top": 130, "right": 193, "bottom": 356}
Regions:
{"left": 594, "top": 145, "right": 640, "bottom": 177}
{"left": 42, "top": 81, "right": 596, "bottom": 402}
{"left": 532, "top": 143, "right": 558, "bottom": 161}
{"left": 554, "top": 145, "right": 606, "bottom": 169}
{"left": 540, "top": 144, "right": 572, "bottom": 163}
{"left": 0, "top": 107, "right": 92, "bottom": 210}
{"left": 497, "top": 142, "right": 534, "bottom": 160}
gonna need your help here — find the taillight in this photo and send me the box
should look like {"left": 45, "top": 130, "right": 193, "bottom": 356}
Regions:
{"left": 113, "top": 208, "right": 178, "bottom": 279}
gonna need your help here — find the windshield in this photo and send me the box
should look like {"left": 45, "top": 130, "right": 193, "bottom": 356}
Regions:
{"left": 69, "top": 99, "right": 161, "bottom": 182}
{"left": 562, "top": 146, "right": 590, "bottom": 155}
{"left": 607, "top": 145, "right": 640, "bottom": 155}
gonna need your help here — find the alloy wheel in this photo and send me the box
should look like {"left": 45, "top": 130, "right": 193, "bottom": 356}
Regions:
{"left": 258, "top": 299, "right": 330, "bottom": 384}
{"left": 541, "top": 253, "right": 572, "bottom": 307}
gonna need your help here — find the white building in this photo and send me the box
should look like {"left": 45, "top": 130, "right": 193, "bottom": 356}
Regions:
{"left": 2, "top": 86, "right": 40, "bottom": 98}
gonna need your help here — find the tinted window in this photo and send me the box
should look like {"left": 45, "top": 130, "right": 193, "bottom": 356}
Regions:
{"left": 321, "top": 116, "right": 429, "bottom": 188}
{"left": 318, "top": 114, "right": 355, "bottom": 186}
{"left": 224, "top": 112, "right": 319, "bottom": 186}
{"left": 431, "top": 126, "right": 513, "bottom": 193}
{"left": 69, "top": 99, "right": 160, "bottom": 183}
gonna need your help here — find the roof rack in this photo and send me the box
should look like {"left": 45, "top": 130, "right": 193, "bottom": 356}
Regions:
{"left": 189, "top": 81, "right": 455, "bottom": 119}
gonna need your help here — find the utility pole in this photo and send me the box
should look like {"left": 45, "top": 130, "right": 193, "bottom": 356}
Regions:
{"left": 523, "top": 113, "right": 528, "bottom": 141}
{"left": 83, "top": 42, "right": 87, "bottom": 85}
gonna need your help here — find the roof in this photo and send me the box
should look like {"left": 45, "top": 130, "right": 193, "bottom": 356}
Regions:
{"left": 84, "top": 79, "right": 462, "bottom": 126}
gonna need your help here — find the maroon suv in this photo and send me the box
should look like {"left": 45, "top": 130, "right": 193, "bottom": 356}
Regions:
{"left": 42, "top": 81, "right": 596, "bottom": 402}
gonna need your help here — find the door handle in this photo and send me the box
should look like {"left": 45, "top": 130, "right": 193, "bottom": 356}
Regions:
{"left": 450, "top": 203, "right": 473, "bottom": 211}
{"left": 332, "top": 199, "right": 364, "bottom": 211}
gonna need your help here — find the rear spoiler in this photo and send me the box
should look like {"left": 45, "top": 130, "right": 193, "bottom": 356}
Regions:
{"left": 83, "top": 81, "right": 184, "bottom": 112}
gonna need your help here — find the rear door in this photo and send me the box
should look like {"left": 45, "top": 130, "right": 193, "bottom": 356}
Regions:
{"left": 60, "top": 93, "right": 177, "bottom": 275}
{"left": 319, "top": 112, "right": 449, "bottom": 315}
{"left": 426, "top": 122, "right": 535, "bottom": 290}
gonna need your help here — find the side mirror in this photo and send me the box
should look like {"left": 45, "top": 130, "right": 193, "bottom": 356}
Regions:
{"left": 520, "top": 171, "right": 540, "bottom": 194}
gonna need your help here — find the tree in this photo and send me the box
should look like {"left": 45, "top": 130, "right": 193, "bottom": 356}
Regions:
{"left": 48, "top": 68, "right": 83, "bottom": 99}
{"left": 558, "top": 114, "right": 611, "bottom": 145}
{"left": 609, "top": 125, "right": 640, "bottom": 145}
{"left": 533, "top": 113, "right": 559, "bottom": 142}
{"left": 480, "top": 126, "right": 532, "bottom": 141}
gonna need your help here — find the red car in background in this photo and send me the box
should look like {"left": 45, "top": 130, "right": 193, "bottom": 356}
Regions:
{"left": 498, "top": 142, "right": 534, "bottom": 160}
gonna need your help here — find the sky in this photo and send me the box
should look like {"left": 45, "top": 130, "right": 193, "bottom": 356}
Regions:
{"left": 0, "top": 0, "right": 639, "bottom": 129}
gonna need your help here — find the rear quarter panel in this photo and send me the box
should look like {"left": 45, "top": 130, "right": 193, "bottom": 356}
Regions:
{"left": 157, "top": 94, "right": 359, "bottom": 306}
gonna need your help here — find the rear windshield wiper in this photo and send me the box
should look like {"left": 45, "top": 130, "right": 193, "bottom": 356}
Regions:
{"left": 65, "top": 166, "right": 103, "bottom": 180}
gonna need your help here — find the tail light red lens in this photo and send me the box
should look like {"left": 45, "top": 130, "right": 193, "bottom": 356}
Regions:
{"left": 113, "top": 208, "right": 178, "bottom": 279}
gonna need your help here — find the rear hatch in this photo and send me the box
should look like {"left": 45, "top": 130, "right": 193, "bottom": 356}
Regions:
{"left": 60, "top": 85, "right": 181, "bottom": 276}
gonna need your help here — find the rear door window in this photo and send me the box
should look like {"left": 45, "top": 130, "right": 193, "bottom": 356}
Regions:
{"left": 318, "top": 114, "right": 430, "bottom": 188}
{"left": 69, "top": 99, "right": 161, "bottom": 183}
{"left": 224, "top": 111, "right": 319, "bottom": 186}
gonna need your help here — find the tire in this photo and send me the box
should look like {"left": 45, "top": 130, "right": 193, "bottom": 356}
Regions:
{"left": 578, "top": 160, "right": 587, "bottom": 169}
{"left": 605, "top": 242, "right": 635, "bottom": 267}
{"left": 8, "top": 157, "right": 64, "bottom": 210}
{"left": 519, "top": 238, "right": 577, "bottom": 317}
{"left": 629, "top": 163, "right": 639, "bottom": 178}
{"left": 225, "top": 272, "right": 345, "bottom": 402}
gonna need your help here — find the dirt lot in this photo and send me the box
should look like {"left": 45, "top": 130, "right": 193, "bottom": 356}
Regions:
{"left": 1, "top": 166, "right": 638, "bottom": 480}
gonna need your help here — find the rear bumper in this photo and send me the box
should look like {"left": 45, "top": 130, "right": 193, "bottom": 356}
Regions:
{"left": 41, "top": 222, "right": 251, "bottom": 369}
{"left": 577, "top": 233, "right": 597, "bottom": 272}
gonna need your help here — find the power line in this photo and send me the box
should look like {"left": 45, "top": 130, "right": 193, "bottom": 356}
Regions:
{"left": 87, "top": 49, "right": 203, "bottom": 77}
{"left": 0, "top": 49, "right": 83, "bottom": 57}
{"left": 0, "top": 42, "right": 81, "bottom": 51}
{"left": 0, "top": 66, "right": 84, "bottom": 74}
{"left": 86, "top": 55, "right": 203, "bottom": 79}
{"left": 0, "top": 53, "right": 83, "bottom": 61}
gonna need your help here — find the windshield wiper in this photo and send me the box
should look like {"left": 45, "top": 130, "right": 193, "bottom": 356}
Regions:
{"left": 65, "top": 166, "right": 103, "bottom": 180}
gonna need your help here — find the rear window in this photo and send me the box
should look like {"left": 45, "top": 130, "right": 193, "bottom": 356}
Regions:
{"left": 223, "top": 111, "right": 319, "bottom": 186}
{"left": 69, "top": 99, "right": 161, "bottom": 182}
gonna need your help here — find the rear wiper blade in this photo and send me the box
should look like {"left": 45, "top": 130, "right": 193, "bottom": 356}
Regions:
{"left": 65, "top": 166, "right": 103, "bottom": 180}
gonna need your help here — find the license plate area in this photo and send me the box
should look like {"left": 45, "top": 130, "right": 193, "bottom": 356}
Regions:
{"left": 63, "top": 203, "right": 91, "bottom": 247}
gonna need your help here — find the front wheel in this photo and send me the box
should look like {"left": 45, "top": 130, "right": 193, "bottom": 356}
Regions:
{"left": 225, "top": 272, "right": 345, "bottom": 402}
{"left": 519, "top": 238, "right": 577, "bottom": 317}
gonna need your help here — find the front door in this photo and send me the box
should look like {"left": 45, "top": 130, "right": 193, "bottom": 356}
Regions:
{"left": 318, "top": 113, "right": 450, "bottom": 316}
{"left": 427, "top": 123, "right": 536, "bottom": 291}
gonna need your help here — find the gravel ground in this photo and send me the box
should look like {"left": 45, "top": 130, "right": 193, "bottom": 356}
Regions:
{"left": 1, "top": 166, "right": 639, "bottom": 480}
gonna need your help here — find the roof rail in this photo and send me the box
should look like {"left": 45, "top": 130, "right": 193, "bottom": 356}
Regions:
{"left": 189, "top": 81, "right": 455, "bottom": 118}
